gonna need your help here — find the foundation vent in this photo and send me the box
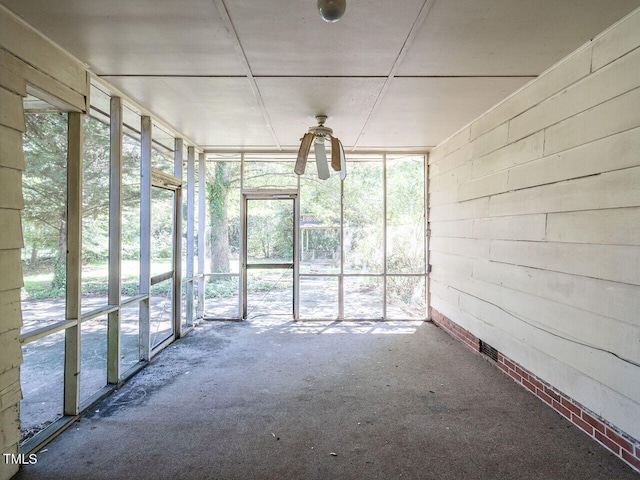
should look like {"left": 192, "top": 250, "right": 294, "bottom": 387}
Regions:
{"left": 479, "top": 340, "right": 499, "bottom": 362}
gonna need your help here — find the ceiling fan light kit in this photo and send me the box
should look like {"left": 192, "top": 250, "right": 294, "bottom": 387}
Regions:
{"left": 317, "top": 0, "right": 346, "bottom": 23}
{"left": 295, "top": 115, "right": 346, "bottom": 181}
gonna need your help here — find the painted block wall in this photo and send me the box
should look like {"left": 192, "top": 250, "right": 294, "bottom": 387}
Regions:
{"left": 0, "top": 53, "right": 26, "bottom": 480}
{"left": 428, "top": 6, "right": 640, "bottom": 449}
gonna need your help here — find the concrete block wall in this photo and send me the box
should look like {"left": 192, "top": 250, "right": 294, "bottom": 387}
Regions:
{"left": 428, "top": 7, "right": 640, "bottom": 472}
{"left": 0, "top": 52, "right": 26, "bottom": 480}
{"left": 431, "top": 309, "right": 640, "bottom": 471}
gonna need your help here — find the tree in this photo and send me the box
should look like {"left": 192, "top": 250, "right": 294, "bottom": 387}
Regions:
{"left": 22, "top": 113, "right": 68, "bottom": 289}
{"left": 22, "top": 113, "right": 124, "bottom": 291}
{"left": 81, "top": 116, "right": 111, "bottom": 264}
{"left": 207, "top": 162, "right": 234, "bottom": 273}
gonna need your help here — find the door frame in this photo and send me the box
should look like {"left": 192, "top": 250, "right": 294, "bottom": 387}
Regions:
{"left": 240, "top": 189, "right": 300, "bottom": 320}
{"left": 149, "top": 168, "right": 182, "bottom": 355}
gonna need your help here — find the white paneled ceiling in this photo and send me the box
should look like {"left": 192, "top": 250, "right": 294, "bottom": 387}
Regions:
{"left": 2, "top": 0, "right": 639, "bottom": 151}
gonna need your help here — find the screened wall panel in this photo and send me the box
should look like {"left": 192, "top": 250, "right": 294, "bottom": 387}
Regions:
{"left": 300, "top": 169, "right": 341, "bottom": 275}
{"left": 150, "top": 279, "right": 173, "bottom": 348}
{"left": 81, "top": 115, "right": 111, "bottom": 313}
{"left": 120, "top": 302, "right": 141, "bottom": 371}
{"left": 206, "top": 160, "right": 241, "bottom": 275}
{"left": 300, "top": 277, "right": 339, "bottom": 319}
{"left": 386, "top": 276, "right": 427, "bottom": 319}
{"left": 121, "top": 134, "right": 142, "bottom": 299}
{"left": 80, "top": 315, "right": 108, "bottom": 402}
{"left": 243, "top": 158, "right": 297, "bottom": 189}
{"left": 203, "top": 153, "right": 427, "bottom": 321}
{"left": 343, "top": 161, "right": 384, "bottom": 274}
{"left": 20, "top": 112, "right": 69, "bottom": 335}
{"left": 386, "top": 155, "right": 426, "bottom": 274}
{"left": 343, "top": 276, "right": 383, "bottom": 319}
{"left": 19, "top": 333, "right": 64, "bottom": 442}
{"left": 205, "top": 159, "right": 241, "bottom": 319}
{"left": 18, "top": 80, "right": 197, "bottom": 452}
{"left": 151, "top": 124, "right": 175, "bottom": 173}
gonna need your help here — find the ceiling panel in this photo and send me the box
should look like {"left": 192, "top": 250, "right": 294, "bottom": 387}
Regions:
{"left": 3, "top": 0, "right": 639, "bottom": 151}
{"left": 397, "top": 0, "right": 640, "bottom": 76}
{"left": 101, "top": 76, "right": 275, "bottom": 148}
{"left": 225, "top": 0, "right": 426, "bottom": 76}
{"left": 256, "top": 77, "right": 386, "bottom": 147}
{"left": 0, "top": 0, "right": 246, "bottom": 75}
{"left": 356, "top": 77, "right": 531, "bottom": 149}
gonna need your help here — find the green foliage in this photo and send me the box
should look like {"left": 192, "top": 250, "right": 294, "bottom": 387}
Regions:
{"left": 22, "top": 279, "right": 65, "bottom": 300}
{"left": 204, "top": 276, "right": 285, "bottom": 298}
{"left": 208, "top": 163, "right": 231, "bottom": 228}
{"left": 343, "top": 162, "right": 384, "bottom": 227}
{"left": 386, "top": 157, "right": 425, "bottom": 225}
{"left": 246, "top": 199, "right": 294, "bottom": 260}
{"left": 205, "top": 278, "right": 237, "bottom": 298}
{"left": 121, "top": 135, "right": 143, "bottom": 259}
{"left": 21, "top": 122, "right": 426, "bottom": 304}
{"left": 22, "top": 260, "right": 141, "bottom": 300}
{"left": 207, "top": 162, "right": 233, "bottom": 272}
{"left": 150, "top": 281, "right": 172, "bottom": 295}
{"left": 22, "top": 113, "right": 69, "bottom": 287}
{"left": 203, "top": 157, "right": 426, "bottom": 276}
{"left": 386, "top": 276, "right": 426, "bottom": 317}
{"left": 22, "top": 113, "right": 145, "bottom": 291}
{"left": 51, "top": 260, "right": 66, "bottom": 290}
{"left": 121, "top": 282, "right": 140, "bottom": 297}
{"left": 149, "top": 189, "right": 174, "bottom": 259}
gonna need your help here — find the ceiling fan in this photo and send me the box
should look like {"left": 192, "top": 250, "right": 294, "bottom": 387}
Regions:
{"left": 294, "top": 115, "right": 346, "bottom": 181}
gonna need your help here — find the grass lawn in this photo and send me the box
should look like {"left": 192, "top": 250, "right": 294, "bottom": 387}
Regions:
{"left": 22, "top": 259, "right": 171, "bottom": 300}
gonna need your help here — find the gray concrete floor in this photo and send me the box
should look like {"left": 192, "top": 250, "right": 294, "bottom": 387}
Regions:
{"left": 14, "top": 318, "right": 638, "bottom": 480}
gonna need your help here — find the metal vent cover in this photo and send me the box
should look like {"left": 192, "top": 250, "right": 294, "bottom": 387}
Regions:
{"left": 479, "top": 340, "right": 499, "bottom": 362}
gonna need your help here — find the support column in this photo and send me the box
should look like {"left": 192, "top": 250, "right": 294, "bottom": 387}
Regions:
{"left": 424, "top": 154, "right": 430, "bottom": 320}
{"left": 63, "top": 112, "right": 83, "bottom": 416}
{"left": 293, "top": 194, "right": 300, "bottom": 320}
{"left": 338, "top": 174, "right": 344, "bottom": 320}
{"left": 174, "top": 138, "right": 183, "bottom": 336}
{"left": 139, "top": 116, "right": 152, "bottom": 361}
{"left": 107, "top": 96, "right": 122, "bottom": 384}
{"left": 185, "top": 146, "right": 195, "bottom": 330}
{"left": 382, "top": 154, "right": 388, "bottom": 320}
{"left": 197, "top": 152, "right": 206, "bottom": 319}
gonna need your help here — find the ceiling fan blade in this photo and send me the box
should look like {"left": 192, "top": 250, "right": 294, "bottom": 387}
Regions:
{"left": 331, "top": 136, "right": 341, "bottom": 171}
{"left": 295, "top": 133, "right": 315, "bottom": 175}
{"left": 338, "top": 138, "right": 347, "bottom": 180}
{"left": 314, "top": 140, "right": 330, "bottom": 180}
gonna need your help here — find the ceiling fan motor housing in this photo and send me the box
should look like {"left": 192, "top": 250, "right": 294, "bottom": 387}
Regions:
{"left": 309, "top": 125, "right": 333, "bottom": 139}
{"left": 309, "top": 114, "right": 332, "bottom": 139}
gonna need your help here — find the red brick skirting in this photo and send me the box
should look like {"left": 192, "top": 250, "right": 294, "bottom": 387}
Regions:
{"left": 430, "top": 307, "right": 640, "bottom": 473}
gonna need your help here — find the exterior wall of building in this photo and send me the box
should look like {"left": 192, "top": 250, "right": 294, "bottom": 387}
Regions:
{"left": 0, "top": 55, "right": 26, "bottom": 480}
{"left": 428, "top": 7, "right": 640, "bottom": 472}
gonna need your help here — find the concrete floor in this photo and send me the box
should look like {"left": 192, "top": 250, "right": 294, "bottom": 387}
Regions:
{"left": 14, "top": 318, "right": 638, "bottom": 480}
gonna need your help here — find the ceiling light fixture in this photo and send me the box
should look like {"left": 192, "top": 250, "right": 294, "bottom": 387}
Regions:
{"left": 317, "top": 0, "right": 346, "bottom": 22}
